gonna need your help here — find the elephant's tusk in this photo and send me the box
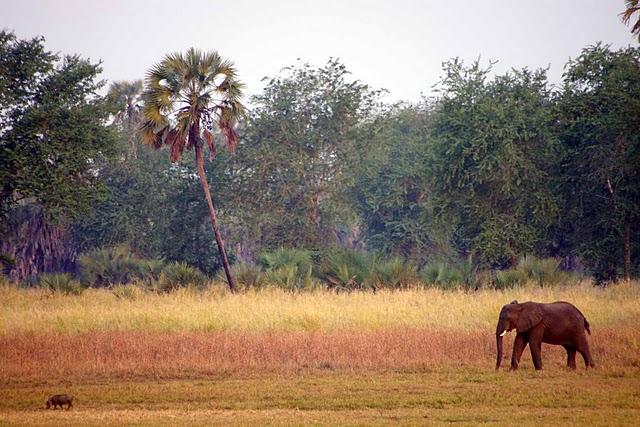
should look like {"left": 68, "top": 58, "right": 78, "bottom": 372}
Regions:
{"left": 499, "top": 330, "right": 507, "bottom": 337}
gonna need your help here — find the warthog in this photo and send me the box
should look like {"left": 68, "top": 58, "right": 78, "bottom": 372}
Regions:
{"left": 46, "top": 394, "right": 73, "bottom": 410}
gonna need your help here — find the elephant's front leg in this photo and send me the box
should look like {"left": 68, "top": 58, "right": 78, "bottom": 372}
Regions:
{"left": 529, "top": 337, "right": 543, "bottom": 370}
{"left": 510, "top": 333, "right": 528, "bottom": 370}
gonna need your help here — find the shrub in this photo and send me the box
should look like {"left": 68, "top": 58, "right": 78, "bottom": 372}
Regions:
{"left": 421, "top": 259, "right": 475, "bottom": 290}
{"left": 136, "top": 258, "right": 166, "bottom": 283}
{"left": 493, "top": 269, "right": 523, "bottom": 289}
{"left": 157, "top": 262, "right": 207, "bottom": 292}
{"left": 318, "top": 248, "right": 379, "bottom": 291}
{"left": 39, "top": 273, "right": 85, "bottom": 295}
{"left": 77, "top": 245, "right": 140, "bottom": 287}
{"left": 493, "top": 256, "right": 580, "bottom": 288}
{"left": 77, "top": 246, "right": 166, "bottom": 288}
{"left": 0, "top": 253, "right": 15, "bottom": 277}
{"left": 219, "top": 263, "right": 265, "bottom": 289}
{"left": 374, "top": 257, "right": 419, "bottom": 289}
{"left": 258, "top": 249, "right": 314, "bottom": 291}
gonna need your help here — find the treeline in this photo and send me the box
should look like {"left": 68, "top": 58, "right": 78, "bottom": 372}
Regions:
{"left": 1, "top": 30, "right": 639, "bottom": 285}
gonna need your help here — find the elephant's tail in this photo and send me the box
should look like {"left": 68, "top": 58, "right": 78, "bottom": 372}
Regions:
{"left": 584, "top": 318, "right": 591, "bottom": 335}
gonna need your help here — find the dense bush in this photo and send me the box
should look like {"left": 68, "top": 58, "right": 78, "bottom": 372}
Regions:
{"left": 318, "top": 248, "right": 378, "bottom": 291}
{"left": 78, "top": 245, "right": 140, "bottom": 287}
{"left": 157, "top": 262, "right": 207, "bottom": 292}
{"left": 493, "top": 256, "right": 580, "bottom": 289}
{"left": 258, "top": 248, "right": 314, "bottom": 291}
{"left": 373, "top": 257, "right": 419, "bottom": 289}
{"left": 77, "top": 246, "right": 166, "bottom": 287}
{"left": 38, "top": 272, "right": 85, "bottom": 295}
{"left": 217, "top": 263, "right": 265, "bottom": 289}
{"left": 421, "top": 259, "right": 475, "bottom": 289}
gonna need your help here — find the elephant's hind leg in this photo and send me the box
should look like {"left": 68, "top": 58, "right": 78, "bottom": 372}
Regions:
{"left": 575, "top": 334, "right": 595, "bottom": 369}
{"left": 577, "top": 343, "right": 595, "bottom": 368}
{"left": 563, "top": 345, "right": 577, "bottom": 369}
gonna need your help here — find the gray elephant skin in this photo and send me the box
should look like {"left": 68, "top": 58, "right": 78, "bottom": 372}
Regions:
{"left": 495, "top": 300, "right": 595, "bottom": 370}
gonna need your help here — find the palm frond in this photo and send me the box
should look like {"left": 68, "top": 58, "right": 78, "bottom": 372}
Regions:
{"left": 140, "top": 48, "right": 246, "bottom": 161}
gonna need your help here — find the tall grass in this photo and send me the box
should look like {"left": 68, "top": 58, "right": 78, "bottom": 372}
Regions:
{"left": 1, "top": 281, "right": 638, "bottom": 334}
{"left": 3, "top": 326, "right": 637, "bottom": 382}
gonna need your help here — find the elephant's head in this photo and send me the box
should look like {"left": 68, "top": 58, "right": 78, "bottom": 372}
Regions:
{"left": 495, "top": 300, "right": 543, "bottom": 369}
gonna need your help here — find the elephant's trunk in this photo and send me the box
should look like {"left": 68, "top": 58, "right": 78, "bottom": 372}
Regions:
{"left": 495, "top": 318, "right": 507, "bottom": 370}
{"left": 496, "top": 333, "right": 504, "bottom": 370}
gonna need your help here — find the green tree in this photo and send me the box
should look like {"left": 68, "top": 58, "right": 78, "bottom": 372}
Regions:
{"left": 428, "top": 60, "right": 560, "bottom": 268}
{"left": 0, "top": 30, "right": 116, "bottom": 219}
{"left": 349, "top": 105, "right": 435, "bottom": 260}
{"left": 233, "top": 59, "right": 381, "bottom": 251}
{"left": 559, "top": 44, "right": 640, "bottom": 281}
{"left": 0, "top": 31, "right": 116, "bottom": 280}
{"left": 140, "top": 48, "right": 245, "bottom": 291}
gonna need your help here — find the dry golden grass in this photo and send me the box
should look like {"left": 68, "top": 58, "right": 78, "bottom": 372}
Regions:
{"left": 1, "top": 327, "right": 639, "bottom": 383}
{"left": 1, "top": 281, "right": 639, "bottom": 334}
{"left": 1, "top": 282, "right": 639, "bottom": 425}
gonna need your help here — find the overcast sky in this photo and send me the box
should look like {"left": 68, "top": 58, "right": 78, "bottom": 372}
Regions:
{"left": 3, "top": 0, "right": 637, "bottom": 103}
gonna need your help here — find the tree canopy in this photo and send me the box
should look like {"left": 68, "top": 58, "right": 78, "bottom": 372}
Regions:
{"left": 0, "top": 30, "right": 116, "bottom": 220}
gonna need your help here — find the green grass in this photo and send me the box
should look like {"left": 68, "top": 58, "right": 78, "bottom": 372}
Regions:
{"left": 1, "top": 369, "right": 639, "bottom": 426}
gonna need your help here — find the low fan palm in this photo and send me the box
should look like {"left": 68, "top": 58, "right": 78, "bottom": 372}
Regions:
{"left": 140, "top": 48, "right": 245, "bottom": 291}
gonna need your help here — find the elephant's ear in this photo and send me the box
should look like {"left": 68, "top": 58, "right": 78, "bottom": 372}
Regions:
{"left": 516, "top": 303, "right": 543, "bottom": 332}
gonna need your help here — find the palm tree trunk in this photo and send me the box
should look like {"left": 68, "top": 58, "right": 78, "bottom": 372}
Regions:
{"left": 195, "top": 143, "right": 237, "bottom": 292}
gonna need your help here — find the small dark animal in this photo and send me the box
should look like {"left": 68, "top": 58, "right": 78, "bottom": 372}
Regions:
{"left": 46, "top": 394, "right": 73, "bottom": 410}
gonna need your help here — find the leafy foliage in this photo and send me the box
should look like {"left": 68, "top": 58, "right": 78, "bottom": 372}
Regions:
{"left": 231, "top": 59, "right": 382, "bottom": 251}
{"left": 38, "top": 272, "right": 85, "bottom": 295}
{"left": 558, "top": 44, "right": 640, "bottom": 282}
{"left": 318, "top": 248, "right": 379, "bottom": 291}
{"left": 493, "top": 256, "right": 578, "bottom": 289}
{"left": 77, "top": 245, "right": 164, "bottom": 287}
{"left": 621, "top": 0, "right": 640, "bottom": 42}
{"left": 219, "top": 263, "right": 265, "bottom": 289}
{"left": 0, "top": 30, "right": 116, "bottom": 219}
{"left": 157, "top": 262, "right": 207, "bottom": 292}
{"left": 428, "top": 60, "right": 560, "bottom": 268}
{"left": 374, "top": 257, "right": 419, "bottom": 289}
{"left": 258, "top": 248, "right": 315, "bottom": 290}
{"left": 349, "top": 105, "right": 435, "bottom": 260}
{"left": 421, "top": 258, "right": 475, "bottom": 289}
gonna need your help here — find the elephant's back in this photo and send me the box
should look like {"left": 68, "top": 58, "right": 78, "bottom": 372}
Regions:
{"left": 549, "top": 301, "right": 587, "bottom": 319}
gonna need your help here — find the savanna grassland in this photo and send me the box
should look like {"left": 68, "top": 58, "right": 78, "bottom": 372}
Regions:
{"left": 1, "top": 283, "right": 640, "bottom": 426}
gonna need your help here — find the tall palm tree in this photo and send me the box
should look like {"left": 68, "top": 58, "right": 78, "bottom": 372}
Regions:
{"left": 621, "top": 0, "right": 640, "bottom": 41}
{"left": 140, "top": 49, "right": 245, "bottom": 291}
{"left": 108, "top": 80, "right": 143, "bottom": 159}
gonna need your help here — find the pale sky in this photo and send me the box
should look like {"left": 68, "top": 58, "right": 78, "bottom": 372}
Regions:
{"left": 2, "top": 0, "right": 637, "bottom": 103}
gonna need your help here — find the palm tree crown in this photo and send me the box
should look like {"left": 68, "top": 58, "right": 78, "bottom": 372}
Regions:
{"left": 621, "top": 0, "right": 640, "bottom": 41}
{"left": 140, "top": 48, "right": 245, "bottom": 162}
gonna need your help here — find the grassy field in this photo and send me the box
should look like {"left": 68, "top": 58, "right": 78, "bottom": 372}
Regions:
{"left": 1, "top": 282, "right": 640, "bottom": 425}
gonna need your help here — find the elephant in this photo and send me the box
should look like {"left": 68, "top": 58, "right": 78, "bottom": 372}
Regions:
{"left": 495, "top": 300, "right": 595, "bottom": 370}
